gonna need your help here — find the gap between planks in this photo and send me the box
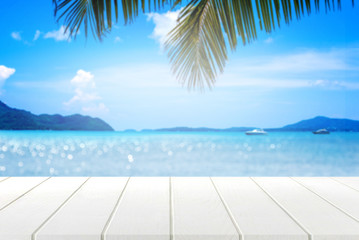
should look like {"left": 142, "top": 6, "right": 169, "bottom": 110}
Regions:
{"left": 0, "top": 177, "right": 51, "bottom": 212}
{"left": 0, "top": 177, "right": 10, "bottom": 183}
{"left": 101, "top": 177, "right": 131, "bottom": 240}
{"left": 291, "top": 177, "right": 359, "bottom": 223}
{"left": 250, "top": 177, "right": 312, "bottom": 240}
{"left": 210, "top": 177, "right": 243, "bottom": 240}
{"left": 1, "top": 177, "right": 359, "bottom": 240}
{"left": 31, "top": 177, "right": 91, "bottom": 240}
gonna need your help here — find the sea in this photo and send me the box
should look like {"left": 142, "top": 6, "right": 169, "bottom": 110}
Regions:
{"left": 0, "top": 131, "right": 358, "bottom": 176}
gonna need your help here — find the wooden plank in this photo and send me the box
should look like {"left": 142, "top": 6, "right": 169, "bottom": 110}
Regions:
{"left": 36, "top": 177, "right": 129, "bottom": 240}
{"left": 212, "top": 177, "right": 308, "bottom": 240}
{"left": 334, "top": 177, "right": 359, "bottom": 191}
{"left": 0, "top": 177, "right": 9, "bottom": 182}
{"left": 172, "top": 177, "right": 239, "bottom": 240}
{"left": 105, "top": 177, "right": 170, "bottom": 240}
{"left": 0, "top": 177, "right": 48, "bottom": 210}
{"left": 294, "top": 177, "right": 359, "bottom": 222}
{"left": 253, "top": 177, "right": 359, "bottom": 239}
{"left": 0, "top": 177, "right": 88, "bottom": 240}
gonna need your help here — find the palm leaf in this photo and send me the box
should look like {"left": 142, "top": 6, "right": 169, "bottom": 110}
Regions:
{"left": 166, "top": 0, "right": 227, "bottom": 89}
{"left": 52, "top": 0, "right": 180, "bottom": 40}
{"left": 166, "top": 0, "right": 353, "bottom": 89}
{"left": 53, "top": 0, "right": 355, "bottom": 89}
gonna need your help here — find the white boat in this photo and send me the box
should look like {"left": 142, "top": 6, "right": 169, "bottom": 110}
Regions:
{"left": 312, "top": 129, "right": 330, "bottom": 134}
{"left": 245, "top": 129, "right": 267, "bottom": 135}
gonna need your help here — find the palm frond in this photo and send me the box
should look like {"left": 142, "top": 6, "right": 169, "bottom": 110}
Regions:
{"left": 166, "top": 0, "right": 351, "bottom": 90}
{"left": 53, "top": 0, "right": 355, "bottom": 90}
{"left": 52, "top": 0, "right": 182, "bottom": 40}
{"left": 166, "top": 0, "right": 227, "bottom": 89}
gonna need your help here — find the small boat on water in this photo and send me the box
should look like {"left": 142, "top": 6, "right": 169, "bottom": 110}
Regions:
{"left": 245, "top": 129, "right": 267, "bottom": 135}
{"left": 312, "top": 129, "right": 330, "bottom": 134}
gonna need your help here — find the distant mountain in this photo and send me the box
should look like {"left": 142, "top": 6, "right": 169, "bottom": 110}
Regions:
{"left": 139, "top": 116, "right": 359, "bottom": 132}
{"left": 0, "top": 101, "right": 114, "bottom": 131}
{"left": 156, "top": 127, "right": 221, "bottom": 132}
{"left": 153, "top": 127, "right": 256, "bottom": 132}
{"left": 281, "top": 116, "right": 359, "bottom": 131}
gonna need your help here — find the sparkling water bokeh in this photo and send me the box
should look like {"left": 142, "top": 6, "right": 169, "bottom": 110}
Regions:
{"left": 0, "top": 131, "right": 358, "bottom": 176}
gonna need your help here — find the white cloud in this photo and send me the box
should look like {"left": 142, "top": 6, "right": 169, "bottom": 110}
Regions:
{"left": 70, "top": 69, "right": 96, "bottom": 88}
{"left": 264, "top": 37, "right": 273, "bottom": 44}
{"left": 239, "top": 49, "right": 354, "bottom": 72}
{"left": 33, "top": 30, "right": 41, "bottom": 41}
{"left": 82, "top": 103, "right": 109, "bottom": 113}
{"left": 309, "top": 79, "right": 359, "bottom": 90}
{"left": 217, "top": 77, "right": 359, "bottom": 90}
{"left": 11, "top": 32, "right": 22, "bottom": 41}
{"left": 311, "top": 79, "right": 333, "bottom": 87}
{"left": 44, "top": 26, "right": 71, "bottom": 42}
{"left": 217, "top": 78, "right": 310, "bottom": 88}
{"left": 64, "top": 70, "right": 108, "bottom": 115}
{"left": 65, "top": 89, "right": 101, "bottom": 105}
{"left": 93, "top": 47, "right": 358, "bottom": 91}
{"left": 0, "top": 65, "right": 15, "bottom": 82}
{"left": 65, "top": 70, "right": 97, "bottom": 105}
{"left": 10, "top": 31, "right": 33, "bottom": 45}
{"left": 114, "top": 36, "right": 122, "bottom": 43}
{"left": 94, "top": 63, "right": 177, "bottom": 88}
{"left": 217, "top": 48, "right": 359, "bottom": 90}
{"left": 0, "top": 65, "right": 15, "bottom": 93}
{"left": 93, "top": 57, "right": 358, "bottom": 91}
{"left": 147, "top": 9, "right": 181, "bottom": 47}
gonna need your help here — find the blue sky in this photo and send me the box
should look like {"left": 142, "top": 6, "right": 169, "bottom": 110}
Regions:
{"left": 0, "top": 1, "right": 358, "bottom": 130}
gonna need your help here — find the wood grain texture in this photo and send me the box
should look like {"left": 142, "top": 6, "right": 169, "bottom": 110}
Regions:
{"left": 294, "top": 177, "right": 359, "bottom": 222}
{"left": 0, "top": 177, "right": 9, "bottom": 182}
{"left": 0, "top": 177, "right": 48, "bottom": 210}
{"left": 0, "top": 177, "right": 358, "bottom": 240}
{"left": 253, "top": 177, "right": 359, "bottom": 240}
{"left": 105, "top": 177, "right": 170, "bottom": 240}
{"left": 0, "top": 177, "right": 88, "bottom": 240}
{"left": 212, "top": 177, "right": 308, "bottom": 240}
{"left": 36, "top": 177, "right": 128, "bottom": 240}
{"left": 334, "top": 177, "right": 359, "bottom": 192}
{"left": 172, "top": 177, "right": 239, "bottom": 240}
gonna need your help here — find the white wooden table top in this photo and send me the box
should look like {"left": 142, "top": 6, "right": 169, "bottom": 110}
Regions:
{"left": 0, "top": 177, "right": 359, "bottom": 240}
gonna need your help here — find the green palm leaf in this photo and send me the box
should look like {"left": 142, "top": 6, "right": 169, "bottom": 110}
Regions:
{"left": 166, "top": 0, "right": 227, "bottom": 89}
{"left": 166, "top": 0, "right": 353, "bottom": 89}
{"left": 52, "top": 0, "right": 355, "bottom": 89}
{"left": 52, "top": 0, "right": 179, "bottom": 40}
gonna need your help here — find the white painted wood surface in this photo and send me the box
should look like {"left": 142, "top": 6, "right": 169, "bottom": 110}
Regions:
{"left": 106, "top": 177, "right": 170, "bottom": 240}
{"left": 171, "top": 177, "right": 239, "bottom": 240}
{"left": 212, "top": 177, "right": 308, "bottom": 240}
{"left": 0, "top": 177, "right": 8, "bottom": 182}
{"left": 0, "top": 177, "right": 88, "bottom": 240}
{"left": 294, "top": 177, "right": 359, "bottom": 222}
{"left": 0, "top": 177, "right": 48, "bottom": 211}
{"left": 36, "top": 177, "right": 128, "bottom": 240}
{"left": 253, "top": 177, "right": 359, "bottom": 240}
{"left": 0, "top": 177, "right": 359, "bottom": 240}
{"left": 334, "top": 177, "right": 359, "bottom": 191}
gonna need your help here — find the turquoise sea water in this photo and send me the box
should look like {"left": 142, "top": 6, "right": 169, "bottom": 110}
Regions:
{"left": 0, "top": 131, "right": 358, "bottom": 176}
